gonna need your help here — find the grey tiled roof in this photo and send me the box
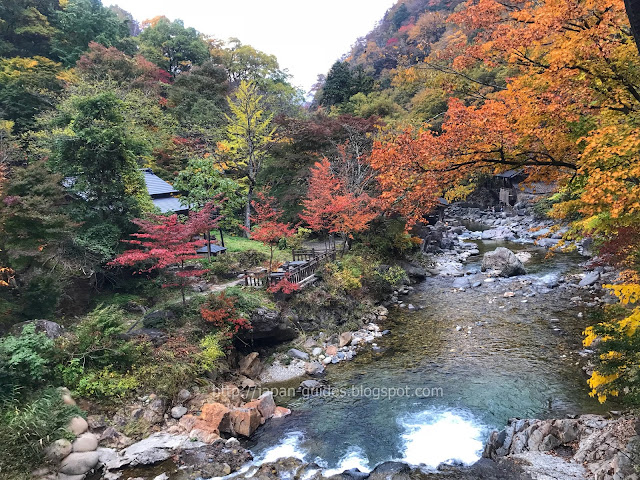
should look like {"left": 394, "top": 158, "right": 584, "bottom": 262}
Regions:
{"left": 196, "top": 243, "right": 227, "bottom": 254}
{"left": 142, "top": 168, "right": 178, "bottom": 196}
{"left": 152, "top": 196, "right": 188, "bottom": 214}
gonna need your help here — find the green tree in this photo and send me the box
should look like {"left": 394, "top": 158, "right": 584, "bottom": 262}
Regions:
{"left": 0, "top": 160, "right": 74, "bottom": 270}
{"left": 0, "top": 56, "right": 67, "bottom": 132}
{"left": 50, "top": 0, "right": 132, "bottom": 66}
{"left": 137, "top": 16, "right": 209, "bottom": 78}
{"left": 48, "top": 91, "right": 148, "bottom": 259}
{"left": 212, "top": 38, "right": 280, "bottom": 84}
{"left": 174, "top": 157, "right": 245, "bottom": 246}
{"left": 167, "top": 60, "right": 229, "bottom": 129}
{"left": 319, "top": 61, "right": 353, "bottom": 107}
{"left": 222, "top": 80, "right": 275, "bottom": 232}
{"left": 0, "top": 0, "right": 60, "bottom": 58}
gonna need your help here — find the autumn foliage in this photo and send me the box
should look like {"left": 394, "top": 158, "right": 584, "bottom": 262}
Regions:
{"left": 267, "top": 275, "right": 300, "bottom": 294}
{"left": 301, "top": 157, "right": 377, "bottom": 244}
{"left": 200, "top": 292, "right": 251, "bottom": 340}
{"left": 248, "top": 191, "right": 296, "bottom": 273}
{"left": 109, "top": 201, "right": 221, "bottom": 304}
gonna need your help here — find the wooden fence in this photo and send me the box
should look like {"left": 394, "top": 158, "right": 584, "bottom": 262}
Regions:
{"left": 244, "top": 249, "right": 336, "bottom": 288}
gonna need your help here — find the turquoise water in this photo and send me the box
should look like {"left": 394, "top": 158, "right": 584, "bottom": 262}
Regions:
{"left": 245, "top": 242, "right": 608, "bottom": 473}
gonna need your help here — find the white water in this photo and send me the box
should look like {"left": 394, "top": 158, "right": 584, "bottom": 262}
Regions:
{"left": 322, "top": 446, "right": 371, "bottom": 477}
{"left": 400, "top": 409, "right": 485, "bottom": 468}
{"left": 259, "top": 431, "right": 307, "bottom": 464}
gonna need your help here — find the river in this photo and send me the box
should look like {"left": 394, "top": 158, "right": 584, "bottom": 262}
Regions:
{"left": 244, "top": 239, "right": 609, "bottom": 474}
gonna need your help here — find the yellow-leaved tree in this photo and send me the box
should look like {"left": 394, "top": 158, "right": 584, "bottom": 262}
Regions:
{"left": 220, "top": 80, "right": 276, "bottom": 232}
{"left": 583, "top": 284, "right": 640, "bottom": 403}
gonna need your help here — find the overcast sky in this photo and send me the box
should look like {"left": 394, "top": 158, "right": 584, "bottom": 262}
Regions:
{"left": 105, "top": 0, "right": 397, "bottom": 94}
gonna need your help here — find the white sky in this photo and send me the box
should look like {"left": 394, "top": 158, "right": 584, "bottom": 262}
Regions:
{"left": 105, "top": 0, "right": 397, "bottom": 94}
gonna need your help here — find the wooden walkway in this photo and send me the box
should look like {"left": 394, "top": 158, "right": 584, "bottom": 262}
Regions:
{"left": 244, "top": 248, "right": 336, "bottom": 288}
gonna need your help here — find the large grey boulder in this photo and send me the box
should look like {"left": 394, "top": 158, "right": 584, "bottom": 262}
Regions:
{"left": 10, "top": 319, "right": 64, "bottom": 338}
{"left": 59, "top": 451, "right": 99, "bottom": 475}
{"left": 240, "top": 308, "right": 297, "bottom": 345}
{"left": 579, "top": 271, "right": 600, "bottom": 287}
{"left": 481, "top": 247, "right": 526, "bottom": 277}
{"left": 72, "top": 432, "right": 99, "bottom": 452}
{"left": 102, "top": 433, "right": 204, "bottom": 470}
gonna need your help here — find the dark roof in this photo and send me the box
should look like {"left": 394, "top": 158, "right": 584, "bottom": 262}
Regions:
{"left": 196, "top": 243, "right": 227, "bottom": 254}
{"left": 152, "top": 196, "right": 188, "bottom": 214}
{"left": 142, "top": 168, "right": 179, "bottom": 197}
{"left": 437, "top": 197, "right": 449, "bottom": 206}
{"left": 495, "top": 169, "right": 524, "bottom": 179}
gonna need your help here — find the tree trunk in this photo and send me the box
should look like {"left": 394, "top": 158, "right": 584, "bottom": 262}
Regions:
{"left": 625, "top": 0, "right": 640, "bottom": 52}
{"left": 244, "top": 185, "right": 253, "bottom": 238}
{"left": 206, "top": 230, "right": 212, "bottom": 260}
{"left": 219, "top": 228, "right": 225, "bottom": 248}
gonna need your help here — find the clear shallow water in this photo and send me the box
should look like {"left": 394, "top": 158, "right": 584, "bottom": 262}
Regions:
{"left": 245, "top": 241, "right": 608, "bottom": 473}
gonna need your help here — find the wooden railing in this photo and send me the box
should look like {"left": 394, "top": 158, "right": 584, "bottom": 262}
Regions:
{"left": 244, "top": 249, "right": 336, "bottom": 287}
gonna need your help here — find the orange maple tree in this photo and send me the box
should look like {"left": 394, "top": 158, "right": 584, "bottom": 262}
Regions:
{"left": 301, "top": 157, "right": 377, "bottom": 252}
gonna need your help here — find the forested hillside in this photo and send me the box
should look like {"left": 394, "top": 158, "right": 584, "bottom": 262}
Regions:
{"left": 314, "top": 0, "right": 640, "bottom": 407}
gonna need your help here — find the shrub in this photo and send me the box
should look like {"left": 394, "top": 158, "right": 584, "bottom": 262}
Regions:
{"left": 370, "top": 265, "right": 407, "bottom": 295}
{"left": 21, "top": 275, "right": 61, "bottom": 319}
{"left": 200, "top": 292, "right": 252, "bottom": 341}
{"left": 0, "top": 389, "right": 82, "bottom": 476}
{"left": 0, "top": 323, "right": 56, "bottom": 399}
{"left": 72, "top": 367, "right": 139, "bottom": 400}
{"left": 225, "top": 285, "right": 275, "bottom": 313}
{"left": 199, "top": 334, "right": 225, "bottom": 372}
{"left": 72, "top": 305, "right": 142, "bottom": 370}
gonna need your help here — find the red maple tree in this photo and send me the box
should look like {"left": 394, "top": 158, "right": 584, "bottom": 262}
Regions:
{"left": 267, "top": 274, "right": 301, "bottom": 294}
{"left": 248, "top": 191, "right": 296, "bottom": 275}
{"left": 109, "top": 201, "right": 221, "bottom": 305}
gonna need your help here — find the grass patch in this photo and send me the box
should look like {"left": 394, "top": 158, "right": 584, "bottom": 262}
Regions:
{"left": 226, "top": 285, "right": 276, "bottom": 314}
{"left": 213, "top": 234, "right": 292, "bottom": 264}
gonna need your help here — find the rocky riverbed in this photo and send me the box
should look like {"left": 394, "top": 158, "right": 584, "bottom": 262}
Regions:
{"left": 36, "top": 204, "right": 639, "bottom": 480}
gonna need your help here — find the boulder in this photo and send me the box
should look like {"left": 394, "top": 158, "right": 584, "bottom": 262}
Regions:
{"left": 57, "top": 474, "right": 85, "bottom": 480}
{"left": 59, "top": 452, "right": 99, "bottom": 475}
{"left": 579, "top": 271, "right": 600, "bottom": 287}
{"left": 102, "top": 433, "right": 204, "bottom": 470}
{"left": 452, "top": 277, "right": 471, "bottom": 289}
{"left": 325, "top": 345, "right": 338, "bottom": 356}
{"left": 142, "top": 309, "right": 175, "bottom": 329}
{"left": 481, "top": 247, "right": 527, "bottom": 277}
{"left": 99, "top": 427, "right": 133, "bottom": 449}
{"left": 241, "top": 308, "right": 296, "bottom": 344}
{"left": 86, "top": 415, "right": 108, "bottom": 431}
{"left": 272, "top": 406, "right": 291, "bottom": 419}
{"left": 198, "top": 403, "right": 231, "bottom": 433}
{"left": 68, "top": 417, "right": 88, "bottom": 436}
{"left": 177, "top": 443, "right": 253, "bottom": 478}
{"left": 72, "top": 433, "right": 99, "bottom": 453}
{"left": 305, "top": 361, "right": 325, "bottom": 376}
{"left": 299, "top": 379, "right": 323, "bottom": 392}
{"left": 239, "top": 352, "right": 263, "bottom": 378}
{"left": 226, "top": 407, "right": 261, "bottom": 437}
{"left": 171, "top": 406, "right": 188, "bottom": 419}
{"left": 142, "top": 397, "right": 167, "bottom": 424}
{"left": 288, "top": 348, "right": 309, "bottom": 361}
{"left": 338, "top": 332, "right": 352, "bottom": 348}
{"left": 10, "top": 319, "right": 64, "bottom": 339}
{"left": 245, "top": 391, "right": 276, "bottom": 420}
{"left": 177, "top": 389, "right": 192, "bottom": 403}
{"left": 44, "top": 438, "right": 72, "bottom": 462}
